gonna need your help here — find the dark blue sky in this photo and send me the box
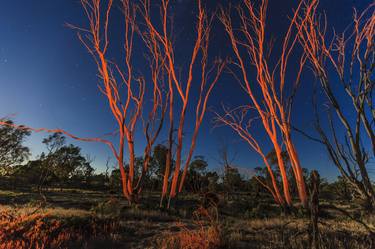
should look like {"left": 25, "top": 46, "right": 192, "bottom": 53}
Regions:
{"left": 0, "top": 0, "right": 371, "bottom": 180}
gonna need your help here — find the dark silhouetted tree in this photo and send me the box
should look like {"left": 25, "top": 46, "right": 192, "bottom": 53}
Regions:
{"left": 185, "top": 156, "right": 209, "bottom": 193}
{"left": 296, "top": 0, "right": 375, "bottom": 210}
{"left": 0, "top": 119, "right": 30, "bottom": 176}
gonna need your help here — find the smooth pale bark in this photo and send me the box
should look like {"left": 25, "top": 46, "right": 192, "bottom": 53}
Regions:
{"left": 217, "top": 0, "right": 310, "bottom": 208}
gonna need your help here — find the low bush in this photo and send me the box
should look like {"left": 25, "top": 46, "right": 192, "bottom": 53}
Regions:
{"left": 157, "top": 206, "right": 222, "bottom": 249}
{"left": 0, "top": 207, "right": 121, "bottom": 249}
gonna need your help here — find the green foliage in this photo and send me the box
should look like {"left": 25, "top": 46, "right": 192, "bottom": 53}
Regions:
{"left": 206, "top": 171, "right": 220, "bottom": 192}
{"left": 109, "top": 169, "right": 121, "bottom": 192}
{"left": 91, "top": 198, "right": 121, "bottom": 218}
{"left": 152, "top": 144, "right": 174, "bottom": 183}
{"left": 52, "top": 145, "right": 93, "bottom": 180}
{"left": 0, "top": 119, "right": 30, "bottom": 175}
{"left": 223, "top": 166, "right": 243, "bottom": 192}
{"left": 10, "top": 133, "right": 94, "bottom": 189}
{"left": 255, "top": 149, "right": 310, "bottom": 199}
{"left": 185, "top": 156, "right": 212, "bottom": 193}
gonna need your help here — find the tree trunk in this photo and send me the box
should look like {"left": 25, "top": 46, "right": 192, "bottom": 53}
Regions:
{"left": 309, "top": 170, "right": 320, "bottom": 249}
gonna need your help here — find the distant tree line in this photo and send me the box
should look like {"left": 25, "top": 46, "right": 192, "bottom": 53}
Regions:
{"left": 0, "top": 119, "right": 369, "bottom": 210}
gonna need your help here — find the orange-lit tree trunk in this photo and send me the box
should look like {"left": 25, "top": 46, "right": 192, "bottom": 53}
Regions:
{"left": 160, "top": 74, "right": 174, "bottom": 207}
{"left": 215, "top": 109, "right": 285, "bottom": 206}
{"left": 1, "top": 0, "right": 168, "bottom": 204}
{"left": 71, "top": 0, "right": 139, "bottom": 203}
{"left": 218, "top": 0, "right": 310, "bottom": 208}
{"left": 135, "top": 29, "right": 168, "bottom": 194}
{"left": 141, "top": 0, "right": 225, "bottom": 208}
{"left": 69, "top": 0, "right": 168, "bottom": 203}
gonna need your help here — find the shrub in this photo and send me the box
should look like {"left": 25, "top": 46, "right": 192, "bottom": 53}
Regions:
{"left": 91, "top": 198, "right": 121, "bottom": 218}
{"left": 0, "top": 207, "right": 120, "bottom": 249}
{"left": 157, "top": 207, "right": 222, "bottom": 249}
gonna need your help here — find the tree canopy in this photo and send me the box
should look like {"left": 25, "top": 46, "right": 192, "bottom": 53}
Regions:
{"left": 0, "top": 119, "right": 30, "bottom": 175}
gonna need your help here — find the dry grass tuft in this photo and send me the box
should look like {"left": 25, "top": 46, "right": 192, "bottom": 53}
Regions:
{"left": 0, "top": 208, "right": 67, "bottom": 249}
{"left": 0, "top": 205, "right": 120, "bottom": 249}
{"left": 157, "top": 206, "right": 222, "bottom": 249}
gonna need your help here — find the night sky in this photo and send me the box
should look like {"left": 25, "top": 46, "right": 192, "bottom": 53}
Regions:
{"left": 0, "top": 0, "right": 371, "bottom": 180}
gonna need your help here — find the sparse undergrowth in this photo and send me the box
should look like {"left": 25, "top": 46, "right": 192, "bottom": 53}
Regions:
{"left": 1, "top": 191, "right": 375, "bottom": 249}
{"left": 156, "top": 207, "right": 222, "bottom": 249}
{"left": 0, "top": 206, "right": 121, "bottom": 249}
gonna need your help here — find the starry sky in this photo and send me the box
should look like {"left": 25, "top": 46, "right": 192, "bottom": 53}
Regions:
{"left": 0, "top": 0, "right": 371, "bottom": 180}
